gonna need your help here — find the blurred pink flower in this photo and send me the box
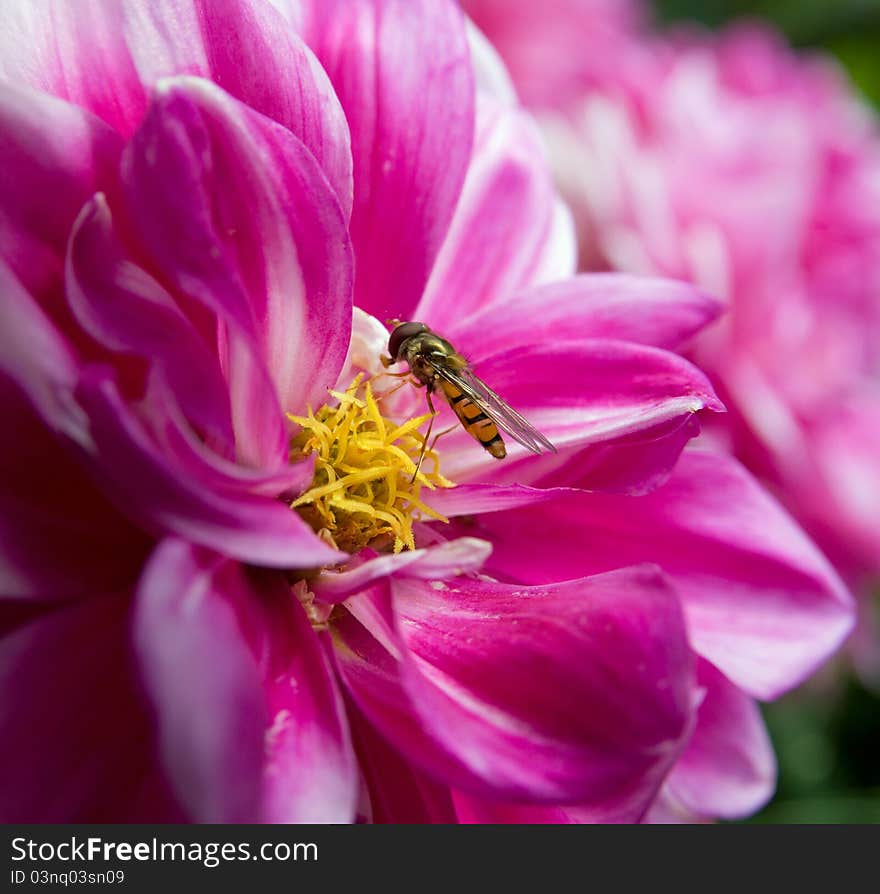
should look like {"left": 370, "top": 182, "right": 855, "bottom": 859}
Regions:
{"left": 0, "top": 0, "right": 852, "bottom": 823}
{"left": 465, "top": 3, "right": 880, "bottom": 677}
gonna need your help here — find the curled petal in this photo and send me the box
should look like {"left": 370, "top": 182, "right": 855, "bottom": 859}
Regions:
{"left": 76, "top": 372, "right": 344, "bottom": 569}
{"left": 335, "top": 307, "right": 392, "bottom": 387}
{"left": 134, "top": 542, "right": 267, "bottom": 822}
{"left": 335, "top": 568, "right": 694, "bottom": 811}
{"left": 0, "top": 82, "right": 121, "bottom": 302}
{"left": 121, "top": 76, "right": 353, "bottom": 464}
{"left": 66, "top": 195, "right": 236, "bottom": 456}
{"left": 254, "top": 574, "right": 358, "bottom": 824}
{"left": 313, "top": 537, "right": 493, "bottom": 603}
{"left": 435, "top": 339, "right": 722, "bottom": 492}
{"left": 422, "top": 483, "right": 580, "bottom": 518}
{"left": 307, "top": 0, "right": 475, "bottom": 320}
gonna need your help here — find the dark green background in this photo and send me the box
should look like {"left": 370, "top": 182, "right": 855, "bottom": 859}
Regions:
{"left": 651, "top": 0, "right": 880, "bottom": 823}
{"left": 654, "top": 0, "right": 880, "bottom": 107}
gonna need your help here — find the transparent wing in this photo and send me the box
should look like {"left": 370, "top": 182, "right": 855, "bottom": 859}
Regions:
{"left": 428, "top": 359, "right": 557, "bottom": 455}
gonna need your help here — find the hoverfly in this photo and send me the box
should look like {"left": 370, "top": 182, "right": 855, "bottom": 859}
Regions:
{"left": 381, "top": 321, "right": 556, "bottom": 475}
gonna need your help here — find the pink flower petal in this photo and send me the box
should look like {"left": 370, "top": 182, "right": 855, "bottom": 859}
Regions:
{"left": 235, "top": 565, "right": 358, "bottom": 823}
{"left": 0, "top": 376, "right": 150, "bottom": 601}
{"left": 335, "top": 567, "right": 694, "bottom": 811}
{"left": 124, "top": 0, "right": 353, "bottom": 213}
{"left": 347, "top": 701, "right": 458, "bottom": 823}
{"left": 462, "top": 451, "right": 854, "bottom": 699}
{"left": 0, "top": 593, "right": 182, "bottom": 821}
{"left": 0, "top": 0, "right": 144, "bottom": 136}
{"left": 0, "top": 262, "right": 83, "bottom": 440}
{"left": 313, "top": 537, "right": 493, "bottom": 603}
{"left": 426, "top": 483, "right": 580, "bottom": 518}
{"left": 120, "top": 76, "right": 353, "bottom": 464}
{"left": 135, "top": 539, "right": 357, "bottom": 823}
{"left": 1, "top": 0, "right": 354, "bottom": 209}
{"left": 306, "top": 0, "right": 475, "bottom": 320}
{"left": 76, "top": 372, "right": 344, "bottom": 569}
{"left": 416, "top": 98, "right": 564, "bottom": 331}
{"left": 794, "top": 396, "right": 880, "bottom": 578}
{"left": 663, "top": 658, "right": 776, "bottom": 820}
{"left": 138, "top": 372, "right": 314, "bottom": 501}
{"left": 466, "top": 18, "right": 518, "bottom": 105}
{"left": 450, "top": 783, "right": 661, "bottom": 824}
{"left": 435, "top": 339, "right": 722, "bottom": 492}
{"left": 134, "top": 542, "right": 266, "bottom": 822}
{"left": 0, "top": 82, "right": 121, "bottom": 303}
{"left": 66, "top": 195, "right": 236, "bottom": 456}
{"left": 446, "top": 273, "right": 723, "bottom": 356}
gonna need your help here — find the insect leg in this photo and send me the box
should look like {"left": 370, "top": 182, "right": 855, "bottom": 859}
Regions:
{"left": 411, "top": 387, "right": 438, "bottom": 484}
{"left": 429, "top": 423, "right": 458, "bottom": 453}
{"left": 372, "top": 367, "right": 412, "bottom": 380}
{"left": 372, "top": 377, "right": 411, "bottom": 402}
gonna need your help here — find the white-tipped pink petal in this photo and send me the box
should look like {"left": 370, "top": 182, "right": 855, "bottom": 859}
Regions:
{"left": 120, "top": 76, "right": 353, "bottom": 465}
{"left": 134, "top": 542, "right": 268, "bottom": 822}
{"left": 463, "top": 451, "right": 854, "bottom": 699}
{"left": 306, "top": 0, "right": 475, "bottom": 320}
{"left": 0, "top": 0, "right": 354, "bottom": 210}
{"left": 416, "top": 98, "right": 565, "bottom": 330}
{"left": 424, "top": 483, "right": 580, "bottom": 518}
{"left": 449, "top": 273, "right": 724, "bottom": 356}
{"left": 0, "top": 0, "right": 145, "bottom": 136}
{"left": 135, "top": 539, "right": 357, "bottom": 823}
{"left": 123, "top": 0, "right": 353, "bottom": 213}
{"left": 245, "top": 567, "right": 358, "bottom": 823}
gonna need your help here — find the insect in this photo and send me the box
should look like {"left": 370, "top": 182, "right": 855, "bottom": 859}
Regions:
{"left": 381, "top": 320, "right": 556, "bottom": 475}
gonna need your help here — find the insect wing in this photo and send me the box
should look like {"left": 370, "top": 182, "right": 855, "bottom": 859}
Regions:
{"left": 429, "top": 360, "right": 556, "bottom": 455}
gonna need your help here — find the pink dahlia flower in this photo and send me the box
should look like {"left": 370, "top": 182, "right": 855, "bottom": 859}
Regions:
{"left": 0, "top": 0, "right": 852, "bottom": 823}
{"left": 464, "top": 3, "right": 880, "bottom": 675}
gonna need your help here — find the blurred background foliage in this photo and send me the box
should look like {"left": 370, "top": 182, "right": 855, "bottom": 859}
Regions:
{"left": 651, "top": 0, "right": 880, "bottom": 823}
{"left": 654, "top": 0, "right": 880, "bottom": 107}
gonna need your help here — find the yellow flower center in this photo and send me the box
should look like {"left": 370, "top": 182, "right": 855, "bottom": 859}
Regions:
{"left": 288, "top": 374, "right": 454, "bottom": 554}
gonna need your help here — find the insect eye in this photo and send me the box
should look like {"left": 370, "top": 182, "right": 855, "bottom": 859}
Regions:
{"left": 388, "top": 321, "right": 428, "bottom": 359}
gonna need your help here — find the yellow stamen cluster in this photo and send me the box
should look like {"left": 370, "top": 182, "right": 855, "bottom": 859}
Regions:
{"left": 288, "top": 374, "right": 454, "bottom": 554}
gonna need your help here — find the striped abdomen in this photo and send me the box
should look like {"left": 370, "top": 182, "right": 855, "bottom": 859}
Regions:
{"left": 440, "top": 379, "right": 506, "bottom": 459}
